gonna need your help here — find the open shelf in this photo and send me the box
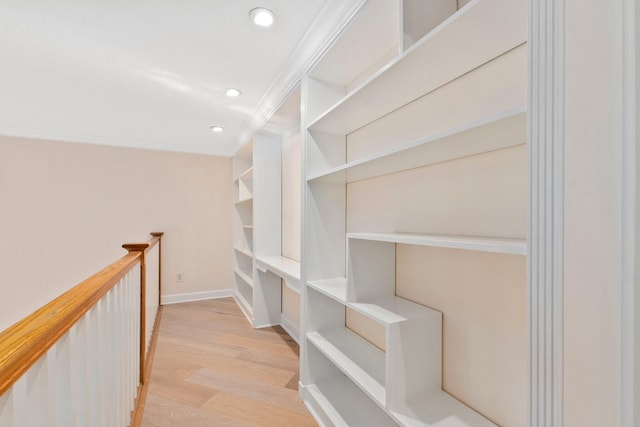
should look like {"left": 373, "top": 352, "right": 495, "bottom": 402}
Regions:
{"left": 255, "top": 255, "right": 301, "bottom": 293}
{"left": 237, "top": 166, "right": 254, "bottom": 182}
{"left": 233, "top": 289, "right": 253, "bottom": 320}
{"left": 307, "top": 328, "right": 386, "bottom": 406}
{"left": 234, "top": 247, "right": 253, "bottom": 258}
{"left": 304, "top": 378, "right": 397, "bottom": 427}
{"left": 348, "top": 232, "right": 526, "bottom": 255}
{"left": 348, "top": 295, "right": 438, "bottom": 326}
{"left": 234, "top": 268, "right": 253, "bottom": 288}
{"left": 234, "top": 197, "right": 253, "bottom": 206}
{"left": 242, "top": 225, "right": 253, "bottom": 230}
{"left": 305, "top": 0, "right": 399, "bottom": 124}
{"left": 307, "top": 106, "right": 526, "bottom": 183}
{"left": 307, "top": 278, "right": 347, "bottom": 304}
{"left": 389, "top": 391, "right": 497, "bottom": 427}
{"left": 307, "top": 0, "right": 526, "bottom": 135}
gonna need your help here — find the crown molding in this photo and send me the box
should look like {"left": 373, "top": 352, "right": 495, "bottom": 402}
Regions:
{"left": 232, "top": 0, "right": 367, "bottom": 154}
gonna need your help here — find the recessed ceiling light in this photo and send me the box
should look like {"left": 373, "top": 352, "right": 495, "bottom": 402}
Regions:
{"left": 249, "top": 8, "right": 275, "bottom": 27}
{"left": 225, "top": 88, "right": 241, "bottom": 97}
{"left": 210, "top": 125, "right": 224, "bottom": 133}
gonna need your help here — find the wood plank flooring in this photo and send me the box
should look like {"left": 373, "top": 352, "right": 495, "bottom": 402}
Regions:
{"left": 141, "top": 298, "right": 317, "bottom": 427}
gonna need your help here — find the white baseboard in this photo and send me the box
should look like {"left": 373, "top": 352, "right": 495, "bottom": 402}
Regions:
{"left": 161, "top": 289, "right": 233, "bottom": 305}
{"left": 280, "top": 314, "right": 300, "bottom": 344}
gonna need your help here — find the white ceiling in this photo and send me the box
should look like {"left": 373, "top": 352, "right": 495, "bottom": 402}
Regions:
{"left": 0, "top": 0, "right": 360, "bottom": 156}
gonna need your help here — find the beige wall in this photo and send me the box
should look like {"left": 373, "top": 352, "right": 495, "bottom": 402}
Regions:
{"left": 0, "top": 135, "right": 233, "bottom": 332}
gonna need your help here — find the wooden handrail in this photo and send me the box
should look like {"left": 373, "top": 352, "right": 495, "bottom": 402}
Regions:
{"left": 0, "top": 251, "right": 141, "bottom": 396}
{"left": 0, "top": 231, "right": 164, "bottom": 397}
{"left": 147, "top": 232, "right": 164, "bottom": 252}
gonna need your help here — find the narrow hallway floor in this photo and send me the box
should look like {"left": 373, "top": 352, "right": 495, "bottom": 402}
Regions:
{"left": 140, "top": 298, "right": 317, "bottom": 427}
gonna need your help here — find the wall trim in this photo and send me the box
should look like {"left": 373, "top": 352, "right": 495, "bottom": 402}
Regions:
{"left": 528, "top": 0, "right": 565, "bottom": 425}
{"left": 232, "top": 0, "right": 366, "bottom": 154}
{"left": 161, "top": 289, "right": 232, "bottom": 305}
{"left": 280, "top": 314, "right": 301, "bottom": 345}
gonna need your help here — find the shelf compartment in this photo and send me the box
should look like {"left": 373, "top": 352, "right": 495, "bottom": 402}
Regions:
{"left": 234, "top": 268, "right": 253, "bottom": 288}
{"left": 233, "top": 289, "right": 253, "bottom": 321}
{"left": 348, "top": 232, "right": 526, "bottom": 256}
{"left": 304, "top": 379, "right": 397, "bottom": 427}
{"left": 307, "top": 0, "right": 526, "bottom": 135}
{"left": 306, "top": 278, "right": 347, "bottom": 304}
{"left": 389, "top": 391, "right": 497, "bottom": 427}
{"left": 233, "top": 247, "right": 253, "bottom": 258}
{"left": 307, "top": 328, "right": 386, "bottom": 406}
{"left": 306, "top": 0, "right": 400, "bottom": 124}
{"left": 234, "top": 197, "right": 253, "bottom": 206}
{"left": 307, "top": 106, "right": 526, "bottom": 184}
{"left": 348, "top": 295, "right": 439, "bottom": 327}
{"left": 237, "top": 166, "right": 254, "bottom": 182}
{"left": 303, "top": 344, "right": 398, "bottom": 427}
{"left": 255, "top": 256, "right": 301, "bottom": 293}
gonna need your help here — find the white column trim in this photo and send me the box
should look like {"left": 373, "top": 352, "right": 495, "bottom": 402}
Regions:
{"left": 528, "top": 0, "right": 564, "bottom": 426}
{"left": 621, "top": 0, "right": 637, "bottom": 424}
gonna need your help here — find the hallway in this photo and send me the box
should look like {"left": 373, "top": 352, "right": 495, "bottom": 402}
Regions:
{"left": 140, "top": 298, "right": 317, "bottom": 426}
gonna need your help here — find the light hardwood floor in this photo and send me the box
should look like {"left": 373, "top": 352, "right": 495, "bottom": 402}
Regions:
{"left": 141, "top": 298, "right": 318, "bottom": 427}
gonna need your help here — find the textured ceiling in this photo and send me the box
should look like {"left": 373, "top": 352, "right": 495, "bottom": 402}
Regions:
{"left": 0, "top": 0, "right": 353, "bottom": 156}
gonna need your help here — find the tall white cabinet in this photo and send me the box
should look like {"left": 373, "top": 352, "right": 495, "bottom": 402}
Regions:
{"left": 300, "top": 0, "right": 528, "bottom": 426}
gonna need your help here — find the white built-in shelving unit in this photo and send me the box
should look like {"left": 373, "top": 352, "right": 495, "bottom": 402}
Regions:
{"left": 232, "top": 88, "right": 303, "bottom": 342}
{"left": 301, "top": 0, "right": 528, "bottom": 425}
{"left": 232, "top": 140, "right": 255, "bottom": 322}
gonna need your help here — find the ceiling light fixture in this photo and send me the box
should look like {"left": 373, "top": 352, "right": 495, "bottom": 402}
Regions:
{"left": 210, "top": 125, "right": 224, "bottom": 133}
{"left": 225, "top": 88, "right": 241, "bottom": 97}
{"left": 249, "top": 7, "right": 275, "bottom": 27}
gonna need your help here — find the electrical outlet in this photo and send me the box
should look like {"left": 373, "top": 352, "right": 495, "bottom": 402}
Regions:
{"left": 176, "top": 272, "right": 184, "bottom": 283}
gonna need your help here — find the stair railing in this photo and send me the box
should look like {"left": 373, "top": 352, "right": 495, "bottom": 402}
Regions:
{"left": 0, "top": 231, "right": 163, "bottom": 426}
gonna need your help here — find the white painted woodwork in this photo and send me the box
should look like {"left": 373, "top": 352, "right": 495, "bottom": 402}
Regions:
{"left": 307, "top": 0, "right": 527, "bottom": 135}
{"left": 233, "top": 247, "right": 253, "bottom": 259}
{"left": 308, "top": 107, "right": 526, "bottom": 184}
{"left": 348, "top": 232, "right": 527, "bottom": 256}
{"left": 253, "top": 132, "right": 283, "bottom": 328}
{"left": 301, "top": 0, "right": 527, "bottom": 424}
{"left": 0, "top": 263, "right": 146, "bottom": 427}
{"left": 307, "top": 278, "right": 347, "bottom": 304}
{"left": 256, "top": 256, "right": 301, "bottom": 293}
{"left": 307, "top": 0, "right": 400, "bottom": 124}
{"left": 302, "top": 357, "right": 398, "bottom": 427}
{"left": 232, "top": 139, "right": 255, "bottom": 324}
{"left": 346, "top": 44, "right": 527, "bottom": 163}
{"left": 528, "top": 0, "right": 564, "bottom": 424}
{"left": 307, "top": 328, "right": 387, "bottom": 405}
{"left": 234, "top": 269, "right": 253, "bottom": 289}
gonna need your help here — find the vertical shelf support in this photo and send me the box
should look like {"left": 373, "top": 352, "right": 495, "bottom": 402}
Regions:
{"left": 528, "top": 0, "right": 564, "bottom": 425}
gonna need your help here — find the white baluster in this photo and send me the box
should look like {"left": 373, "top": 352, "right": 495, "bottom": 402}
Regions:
{"left": 87, "top": 306, "right": 99, "bottom": 427}
{"left": 11, "top": 374, "right": 26, "bottom": 426}
{"left": 25, "top": 356, "right": 47, "bottom": 426}
{"left": 114, "top": 281, "right": 122, "bottom": 427}
{"left": 0, "top": 385, "right": 14, "bottom": 425}
{"left": 69, "top": 320, "right": 87, "bottom": 427}
{"left": 51, "top": 334, "right": 72, "bottom": 426}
